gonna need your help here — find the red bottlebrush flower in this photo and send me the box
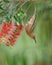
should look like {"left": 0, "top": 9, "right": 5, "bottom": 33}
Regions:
{"left": 0, "top": 32, "right": 2, "bottom": 38}
{"left": 0, "top": 22, "right": 24, "bottom": 46}
{"left": 16, "top": 31, "right": 21, "bottom": 36}
{"left": 20, "top": 24, "right": 24, "bottom": 30}
{"left": 15, "top": 25, "right": 24, "bottom": 36}
{"left": 1, "top": 22, "right": 11, "bottom": 35}
{"left": 10, "top": 39, "right": 16, "bottom": 46}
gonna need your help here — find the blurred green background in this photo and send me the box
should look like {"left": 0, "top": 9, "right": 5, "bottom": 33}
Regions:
{"left": 0, "top": 1, "right": 52, "bottom": 65}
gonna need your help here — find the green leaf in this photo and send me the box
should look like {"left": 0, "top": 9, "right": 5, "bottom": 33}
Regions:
{"left": 0, "top": 6, "right": 4, "bottom": 10}
{"left": 3, "top": 0, "right": 10, "bottom": 2}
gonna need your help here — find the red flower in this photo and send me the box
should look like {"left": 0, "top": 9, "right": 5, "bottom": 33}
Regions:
{"left": 0, "top": 32, "right": 2, "bottom": 38}
{"left": 20, "top": 24, "right": 24, "bottom": 30}
{"left": 1, "top": 22, "right": 11, "bottom": 35}
{"left": 0, "top": 22, "right": 24, "bottom": 46}
{"left": 10, "top": 39, "right": 16, "bottom": 46}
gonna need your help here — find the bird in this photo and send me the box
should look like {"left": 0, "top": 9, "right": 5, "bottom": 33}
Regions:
{"left": 25, "top": 8, "right": 36, "bottom": 42}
